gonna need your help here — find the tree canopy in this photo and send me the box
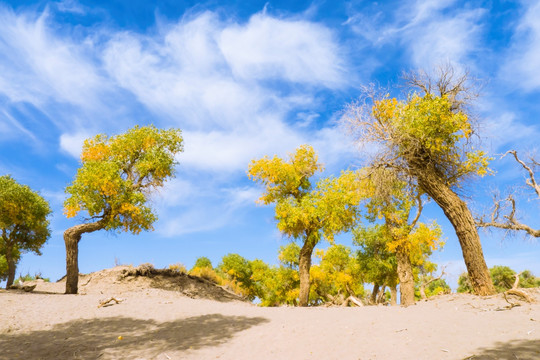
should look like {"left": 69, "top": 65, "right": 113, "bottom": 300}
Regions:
{"left": 0, "top": 175, "right": 51, "bottom": 288}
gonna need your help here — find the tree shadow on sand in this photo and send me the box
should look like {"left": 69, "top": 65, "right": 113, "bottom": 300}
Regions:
{"left": 0, "top": 314, "right": 269, "bottom": 359}
{"left": 464, "top": 339, "right": 540, "bottom": 360}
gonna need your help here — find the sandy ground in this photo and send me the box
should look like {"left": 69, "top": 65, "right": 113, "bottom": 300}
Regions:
{"left": 0, "top": 267, "right": 539, "bottom": 360}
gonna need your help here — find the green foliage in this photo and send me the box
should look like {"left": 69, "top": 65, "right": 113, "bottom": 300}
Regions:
{"left": 310, "top": 245, "right": 364, "bottom": 304}
{"left": 415, "top": 278, "right": 451, "bottom": 299}
{"left": 457, "top": 271, "right": 473, "bottom": 293}
{"left": 64, "top": 125, "right": 184, "bottom": 234}
{"left": 0, "top": 175, "right": 51, "bottom": 283}
{"left": 278, "top": 243, "right": 300, "bottom": 269}
{"left": 490, "top": 265, "right": 518, "bottom": 293}
{"left": 0, "top": 255, "right": 7, "bottom": 281}
{"left": 458, "top": 266, "right": 540, "bottom": 293}
{"left": 354, "top": 225, "right": 398, "bottom": 288}
{"left": 192, "top": 257, "right": 213, "bottom": 270}
{"left": 218, "top": 253, "right": 258, "bottom": 300}
{"left": 17, "top": 272, "right": 50, "bottom": 283}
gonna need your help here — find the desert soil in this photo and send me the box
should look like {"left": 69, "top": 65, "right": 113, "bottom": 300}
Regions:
{"left": 0, "top": 266, "right": 539, "bottom": 360}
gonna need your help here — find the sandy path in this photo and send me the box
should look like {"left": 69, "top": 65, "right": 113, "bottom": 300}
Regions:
{"left": 1, "top": 282, "right": 539, "bottom": 359}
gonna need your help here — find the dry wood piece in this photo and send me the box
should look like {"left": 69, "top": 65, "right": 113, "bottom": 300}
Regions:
{"left": 98, "top": 297, "right": 123, "bottom": 308}
{"left": 342, "top": 295, "right": 364, "bottom": 307}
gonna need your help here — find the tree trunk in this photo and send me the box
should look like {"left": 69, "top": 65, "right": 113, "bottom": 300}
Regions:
{"left": 419, "top": 283, "right": 428, "bottom": 300}
{"left": 298, "top": 236, "right": 316, "bottom": 307}
{"left": 396, "top": 247, "right": 415, "bottom": 306}
{"left": 415, "top": 171, "right": 495, "bottom": 296}
{"left": 377, "top": 285, "right": 387, "bottom": 304}
{"left": 390, "top": 285, "right": 398, "bottom": 306}
{"left": 64, "top": 222, "right": 104, "bottom": 294}
{"left": 5, "top": 245, "right": 16, "bottom": 289}
{"left": 371, "top": 283, "right": 380, "bottom": 304}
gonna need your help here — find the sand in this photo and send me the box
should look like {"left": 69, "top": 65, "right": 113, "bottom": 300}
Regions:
{"left": 0, "top": 266, "right": 539, "bottom": 360}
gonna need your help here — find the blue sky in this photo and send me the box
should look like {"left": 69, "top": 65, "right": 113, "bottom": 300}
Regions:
{"left": 1, "top": 0, "right": 539, "bottom": 289}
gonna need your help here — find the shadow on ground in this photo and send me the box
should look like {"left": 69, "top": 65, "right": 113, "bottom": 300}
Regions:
{"left": 465, "top": 339, "right": 540, "bottom": 360}
{"left": 0, "top": 313, "right": 269, "bottom": 359}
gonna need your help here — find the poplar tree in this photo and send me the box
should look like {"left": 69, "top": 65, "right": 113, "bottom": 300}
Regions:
{"left": 248, "top": 145, "right": 361, "bottom": 306}
{"left": 0, "top": 175, "right": 51, "bottom": 288}
{"left": 63, "top": 125, "right": 183, "bottom": 294}
{"left": 346, "top": 67, "right": 495, "bottom": 295}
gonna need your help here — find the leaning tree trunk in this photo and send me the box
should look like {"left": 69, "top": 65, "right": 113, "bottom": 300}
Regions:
{"left": 415, "top": 171, "right": 495, "bottom": 296}
{"left": 298, "top": 235, "right": 317, "bottom": 307}
{"left": 396, "top": 246, "right": 415, "bottom": 306}
{"left": 64, "top": 222, "right": 104, "bottom": 294}
{"left": 5, "top": 245, "right": 16, "bottom": 289}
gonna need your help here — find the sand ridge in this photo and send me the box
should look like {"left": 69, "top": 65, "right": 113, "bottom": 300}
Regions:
{"left": 1, "top": 266, "right": 539, "bottom": 360}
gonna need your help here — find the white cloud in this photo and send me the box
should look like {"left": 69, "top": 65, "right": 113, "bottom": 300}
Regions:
{"left": 59, "top": 132, "right": 89, "bottom": 158}
{"left": 481, "top": 111, "right": 540, "bottom": 152}
{"left": 219, "top": 13, "right": 346, "bottom": 88}
{"left": 500, "top": 1, "right": 540, "bottom": 91}
{"left": 0, "top": 7, "right": 109, "bottom": 119}
{"left": 346, "top": 0, "right": 485, "bottom": 69}
{"left": 0, "top": 6, "right": 356, "bottom": 238}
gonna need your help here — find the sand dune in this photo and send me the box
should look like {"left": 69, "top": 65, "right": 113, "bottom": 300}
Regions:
{"left": 1, "top": 266, "right": 539, "bottom": 360}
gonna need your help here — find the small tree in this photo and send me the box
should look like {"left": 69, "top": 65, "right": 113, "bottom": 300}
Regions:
{"left": 63, "top": 125, "right": 183, "bottom": 294}
{"left": 345, "top": 66, "right": 495, "bottom": 295}
{"left": 310, "top": 245, "right": 364, "bottom": 306}
{"left": 192, "top": 256, "right": 213, "bottom": 271}
{"left": 248, "top": 145, "right": 361, "bottom": 306}
{"left": 354, "top": 225, "right": 398, "bottom": 304}
{"left": 0, "top": 175, "right": 51, "bottom": 288}
{"left": 358, "top": 168, "right": 443, "bottom": 306}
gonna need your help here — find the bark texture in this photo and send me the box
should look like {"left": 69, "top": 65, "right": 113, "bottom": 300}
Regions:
{"left": 64, "top": 222, "right": 104, "bottom": 294}
{"left": 396, "top": 247, "right": 415, "bottom": 306}
{"left": 390, "top": 285, "right": 398, "bottom": 306}
{"left": 415, "top": 171, "right": 495, "bottom": 295}
{"left": 5, "top": 248, "right": 16, "bottom": 289}
{"left": 370, "top": 284, "right": 380, "bottom": 304}
{"left": 298, "top": 238, "right": 316, "bottom": 307}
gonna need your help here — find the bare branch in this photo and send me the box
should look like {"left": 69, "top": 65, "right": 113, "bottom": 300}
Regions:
{"left": 502, "top": 150, "right": 540, "bottom": 198}
{"left": 477, "top": 150, "right": 540, "bottom": 238}
{"left": 419, "top": 265, "right": 447, "bottom": 300}
{"left": 409, "top": 193, "right": 423, "bottom": 230}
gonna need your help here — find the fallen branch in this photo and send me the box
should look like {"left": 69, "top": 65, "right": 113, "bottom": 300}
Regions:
{"left": 98, "top": 297, "right": 123, "bottom": 308}
{"left": 342, "top": 295, "right": 364, "bottom": 307}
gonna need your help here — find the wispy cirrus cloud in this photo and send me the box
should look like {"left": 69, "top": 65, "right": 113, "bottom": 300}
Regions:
{"left": 346, "top": 0, "right": 486, "bottom": 69}
{"left": 500, "top": 1, "right": 540, "bottom": 91}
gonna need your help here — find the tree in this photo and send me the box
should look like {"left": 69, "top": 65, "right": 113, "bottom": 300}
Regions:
{"left": 477, "top": 150, "right": 540, "bottom": 238}
{"left": 357, "top": 168, "right": 443, "bottom": 306}
{"left": 248, "top": 145, "right": 362, "bottom": 306}
{"left": 192, "top": 256, "right": 213, "bottom": 270}
{"left": 345, "top": 66, "right": 495, "bottom": 295}
{"left": 354, "top": 225, "right": 398, "bottom": 304}
{"left": 310, "top": 245, "right": 364, "bottom": 306}
{"left": 63, "top": 125, "right": 183, "bottom": 294}
{"left": 252, "top": 244, "right": 301, "bottom": 306}
{"left": 0, "top": 175, "right": 51, "bottom": 288}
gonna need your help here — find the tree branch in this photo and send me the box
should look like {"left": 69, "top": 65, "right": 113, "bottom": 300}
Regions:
{"left": 476, "top": 150, "right": 540, "bottom": 238}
